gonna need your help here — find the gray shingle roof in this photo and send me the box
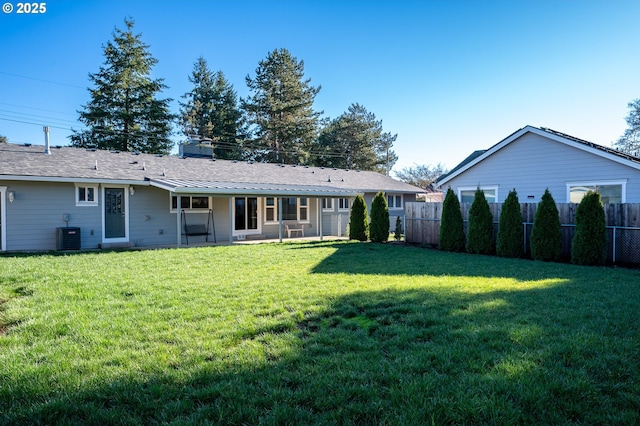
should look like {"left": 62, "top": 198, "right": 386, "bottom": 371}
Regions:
{"left": 0, "top": 143, "right": 423, "bottom": 195}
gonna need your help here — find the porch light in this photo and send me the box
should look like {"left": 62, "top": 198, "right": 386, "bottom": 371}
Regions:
{"left": 129, "top": 186, "right": 135, "bottom": 196}
{"left": 7, "top": 191, "right": 14, "bottom": 203}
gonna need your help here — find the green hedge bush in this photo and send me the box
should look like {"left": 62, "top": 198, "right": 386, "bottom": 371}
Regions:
{"left": 439, "top": 188, "right": 465, "bottom": 252}
{"left": 496, "top": 189, "right": 524, "bottom": 258}
{"left": 349, "top": 194, "right": 369, "bottom": 241}
{"left": 531, "top": 188, "right": 562, "bottom": 261}
{"left": 370, "top": 192, "right": 390, "bottom": 243}
{"left": 571, "top": 191, "right": 607, "bottom": 265}
{"left": 466, "top": 188, "right": 494, "bottom": 255}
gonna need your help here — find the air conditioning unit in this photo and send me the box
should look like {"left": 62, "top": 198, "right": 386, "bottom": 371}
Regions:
{"left": 57, "top": 227, "right": 81, "bottom": 250}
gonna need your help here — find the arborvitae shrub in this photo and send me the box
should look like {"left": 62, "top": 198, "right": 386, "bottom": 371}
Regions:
{"left": 530, "top": 188, "right": 562, "bottom": 261}
{"left": 369, "top": 192, "right": 390, "bottom": 243}
{"left": 497, "top": 189, "right": 524, "bottom": 258}
{"left": 394, "top": 216, "right": 403, "bottom": 241}
{"left": 349, "top": 194, "right": 368, "bottom": 241}
{"left": 571, "top": 191, "right": 607, "bottom": 265}
{"left": 466, "top": 188, "right": 494, "bottom": 255}
{"left": 439, "top": 188, "right": 465, "bottom": 252}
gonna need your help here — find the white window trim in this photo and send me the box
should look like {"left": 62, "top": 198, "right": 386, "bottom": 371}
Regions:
{"left": 386, "top": 194, "right": 404, "bottom": 210}
{"left": 263, "top": 197, "right": 310, "bottom": 224}
{"left": 322, "top": 198, "right": 334, "bottom": 212}
{"left": 170, "top": 195, "right": 212, "bottom": 213}
{"left": 565, "top": 180, "right": 627, "bottom": 203}
{"left": 457, "top": 186, "right": 499, "bottom": 203}
{"left": 338, "top": 197, "right": 351, "bottom": 211}
{"left": 75, "top": 183, "right": 99, "bottom": 207}
{"left": 232, "top": 196, "right": 262, "bottom": 236}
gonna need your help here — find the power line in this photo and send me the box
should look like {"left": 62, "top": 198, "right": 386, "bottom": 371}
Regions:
{"left": 0, "top": 71, "right": 86, "bottom": 90}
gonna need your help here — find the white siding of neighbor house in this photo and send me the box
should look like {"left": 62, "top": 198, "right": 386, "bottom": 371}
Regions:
{"left": 443, "top": 132, "right": 640, "bottom": 203}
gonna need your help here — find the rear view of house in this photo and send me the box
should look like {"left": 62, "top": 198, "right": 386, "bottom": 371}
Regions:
{"left": 0, "top": 143, "right": 423, "bottom": 251}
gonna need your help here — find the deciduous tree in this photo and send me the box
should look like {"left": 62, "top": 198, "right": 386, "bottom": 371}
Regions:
{"left": 614, "top": 99, "right": 640, "bottom": 155}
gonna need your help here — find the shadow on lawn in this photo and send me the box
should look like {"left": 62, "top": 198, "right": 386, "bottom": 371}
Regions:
{"left": 308, "top": 241, "right": 576, "bottom": 282}
{"left": 6, "top": 275, "right": 639, "bottom": 425}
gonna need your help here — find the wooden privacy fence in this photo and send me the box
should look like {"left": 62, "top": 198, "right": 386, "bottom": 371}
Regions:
{"left": 405, "top": 202, "right": 640, "bottom": 265}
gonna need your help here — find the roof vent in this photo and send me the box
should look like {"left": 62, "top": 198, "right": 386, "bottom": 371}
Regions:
{"left": 111, "top": 150, "right": 121, "bottom": 154}
{"left": 156, "top": 154, "right": 163, "bottom": 157}
{"left": 327, "top": 175, "right": 331, "bottom": 182}
{"left": 23, "top": 143, "right": 32, "bottom": 147}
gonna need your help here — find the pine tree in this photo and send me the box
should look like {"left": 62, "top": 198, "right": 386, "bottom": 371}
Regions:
{"left": 369, "top": 192, "right": 390, "bottom": 242}
{"left": 71, "top": 18, "right": 174, "bottom": 154}
{"left": 497, "top": 189, "right": 524, "bottom": 258}
{"left": 242, "top": 48, "right": 321, "bottom": 164}
{"left": 439, "top": 188, "right": 465, "bottom": 252}
{"left": 315, "top": 103, "right": 397, "bottom": 173}
{"left": 180, "top": 57, "right": 245, "bottom": 160}
{"left": 530, "top": 188, "right": 562, "bottom": 261}
{"left": 571, "top": 191, "right": 607, "bottom": 265}
{"left": 466, "top": 188, "right": 494, "bottom": 255}
{"left": 349, "top": 195, "right": 368, "bottom": 241}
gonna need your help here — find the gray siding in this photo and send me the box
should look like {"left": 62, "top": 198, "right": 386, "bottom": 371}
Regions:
{"left": 4, "top": 181, "right": 102, "bottom": 251}
{"left": 444, "top": 133, "right": 640, "bottom": 203}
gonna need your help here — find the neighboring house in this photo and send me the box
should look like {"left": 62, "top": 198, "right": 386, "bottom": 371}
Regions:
{"left": 436, "top": 125, "right": 640, "bottom": 204}
{"left": 0, "top": 143, "right": 423, "bottom": 251}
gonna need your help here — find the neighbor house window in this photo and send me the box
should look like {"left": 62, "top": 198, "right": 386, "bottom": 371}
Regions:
{"left": 338, "top": 198, "right": 350, "bottom": 211}
{"left": 387, "top": 194, "right": 403, "bottom": 209}
{"left": 76, "top": 184, "right": 98, "bottom": 206}
{"left": 458, "top": 186, "right": 498, "bottom": 203}
{"left": 567, "top": 181, "right": 625, "bottom": 204}
{"left": 264, "top": 197, "right": 309, "bottom": 222}
{"left": 322, "top": 198, "right": 334, "bottom": 211}
{"left": 171, "top": 195, "right": 210, "bottom": 211}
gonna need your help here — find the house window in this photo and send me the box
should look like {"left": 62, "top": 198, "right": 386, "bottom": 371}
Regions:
{"left": 567, "top": 181, "right": 625, "bottom": 204}
{"left": 458, "top": 186, "right": 498, "bottom": 203}
{"left": 264, "top": 197, "right": 309, "bottom": 222}
{"left": 338, "top": 198, "right": 350, "bottom": 211}
{"left": 266, "top": 197, "right": 276, "bottom": 221}
{"left": 171, "top": 195, "right": 210, "bottom": 211}
{"left": 387, "top": 194, "right": 403, "bottom": 209}
{"left": 322, "top": 198, "right": 334, "bottom": 211}
{"left": 76, "top": 184, "right": 98, "bottom": 206}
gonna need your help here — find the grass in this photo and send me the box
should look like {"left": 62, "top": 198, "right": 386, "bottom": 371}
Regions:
{"left": 0, "top": 241, "right": 639, "bottom": 425}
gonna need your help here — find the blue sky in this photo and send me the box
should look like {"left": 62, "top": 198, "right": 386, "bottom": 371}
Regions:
{"left": 1, "top": 0, "right": 639, "bottom": 174}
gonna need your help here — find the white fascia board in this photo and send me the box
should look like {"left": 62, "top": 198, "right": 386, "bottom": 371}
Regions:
{"left": 0, "top": 175, "right": 149, "bottom": 186}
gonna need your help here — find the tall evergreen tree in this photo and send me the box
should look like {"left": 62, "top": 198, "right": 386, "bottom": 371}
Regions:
{"left": 571, "top": 191, "right": 607, "bottom": 265}
{"left": 466, "top": 188, "right": 494, "bottom": 255}
{"left": 614, "top": 99, "right": 640, "bottom": 155}
{"left": 369, "top": 192, "right": 390, "bottom": 242}
{"left": 349, "top": 195, "right": 369, "bottom": 241}
{"left": 180, "top": 57, "right": 244, "bottom": 160}
{"left": 315, "top": 103, "right": 398, "bottom": 173}
{"left": 496, "top": 189, "right": 524, "bottom": 258}
{"left": 439, "top": 187, "right": 465, "bottom": 252}
{"left": 242, "top": 48, "right": 321, "bottom": 164}
{"left": 530, "top": 188, "right": 562, "bottom": 261}
{"left": 71, "top": 18, "right": 174, "bottom": 154}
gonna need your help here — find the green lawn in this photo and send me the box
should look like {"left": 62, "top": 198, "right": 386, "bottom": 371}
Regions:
{"left": 1, "top": 241, "right": 639, "bottom": 425}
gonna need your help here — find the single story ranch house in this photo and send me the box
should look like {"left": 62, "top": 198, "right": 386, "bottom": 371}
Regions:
{"left": 0, "top": 142, "right": 423, "bottom": 251}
